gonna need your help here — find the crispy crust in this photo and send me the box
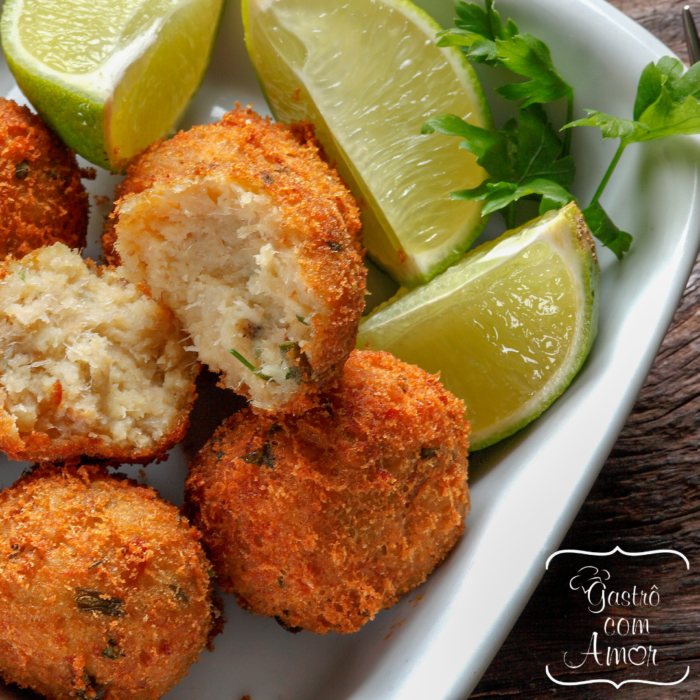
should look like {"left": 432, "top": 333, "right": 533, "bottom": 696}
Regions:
{"left": 0, "top": 399, "right": 195, "bottom": 466}
{"left": 103, "top": 107, "right": 366, "bottom": 409}
{"left": 0, "top": 97, "right": 91, "bottom": 258}
{"left": 0, "top": 465, "right": 217, "bottom": 700}
{"left": 186, "top": 350, "right": 470, "bottom": 634}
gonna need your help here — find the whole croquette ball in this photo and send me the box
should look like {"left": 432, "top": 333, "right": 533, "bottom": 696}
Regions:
{"left": 104, "top": 107, "right": 366, "bottom": 414}
{"left": 0, "top": 243, "right": 199, "bottom": 465}
{"left": 0, "top": 465, "right": 217, "bottom": 700}
{"left": 0, "top": 98, "right": 91, "bottom": 258}
{"left": 185, "top": 350, "right": 470, "bottom": 634}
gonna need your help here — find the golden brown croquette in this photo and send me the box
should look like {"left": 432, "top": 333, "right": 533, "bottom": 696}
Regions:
{"left": 0, "top": 244, "right": 198, "bottom": 465}
{"left": 0, "top": 465, "right": 217, "bottom": 700}
{"left": 185, "top": 350, "right": 470, "bottom": 634}
{"left": 104, "top": 107, "right": 366, "bottom": 413}
{"left": 0, "top": 97, "right": 92, "bottom": 258}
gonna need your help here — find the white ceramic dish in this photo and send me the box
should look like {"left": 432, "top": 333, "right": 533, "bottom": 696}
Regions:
{"left": 1, "top": 0, "right": 699, "bottom": 698}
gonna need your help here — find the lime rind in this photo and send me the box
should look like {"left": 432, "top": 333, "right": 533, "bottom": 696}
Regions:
{"left": 358, "top": 203, "right": 601, "bottom": 450}
{"left": 243, "top": 0, "right": 493, "bottom": 288}
{"left": 383, "top": 0, "right": 494, "bottom": 133}
{"left": 242, "top": 0, "right": 411, "bottom": 276}
{"left": 1, "top": 50, "right": 108, "bottom": 166}
{"left": 407, "top": 211, "right": 488, "bottom": 289}
{"left": 1, "top": 0, "right": 150, "bottom": 169}
{"left": 1, "top": 0, "right": 224, "bottom": 172}
{"left": 0, "top": 0, "right": 111, "bottom": 168}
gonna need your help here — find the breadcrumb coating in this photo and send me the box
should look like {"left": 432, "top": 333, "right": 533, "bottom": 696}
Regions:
{"left": 0, "top": 465, "right": 217, "bottom": 700}
{"left": 186, "top": 350, "right": 470, "bottom": 634}
{"left": 105, "top": 107, "right": 366, "bottom": 413}
{"left": 0, "top": 98, "right": 91, "bottom": 258}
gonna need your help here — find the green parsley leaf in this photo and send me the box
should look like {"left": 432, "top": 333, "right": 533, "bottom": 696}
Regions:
{"left": 453, "top": 178, "right": 573, "bottom": 216}
{"left": 539, "top": 187, "right": 574, "bottom": 215}
{"left": 424, "top": 105, "right": 575, "bottom": 224}
{"left": 454, "top": 0, "right": 494, "bottom": 38}
{"left": 439, "top": 32, "right": 500, "bottom": 63}
{"left": 455, "top": 0, "right": 516, "bottom": 41}
{"left": 422, "top": 114, "right": 510, "bottom": 181}
{"left": 582, "top": 202, "right": 632, "bottom": 260}
{"left": 634, "top": 89, "right": 700, "bottom": 143}
{"left": 562, "top": 56, "right": 700, "bottom": 258}
{"left": 565, "top": 111, "right": 643, "bottom": 142}
{"left": 634, "top": 59, "right": 673, "bottom": 120}
{"left": 439, "top": 0, "right": 516, "bottom": 65}
{"left": 452, "top": 180, "right": 517, "bottom": 213}
{"left": 495, "top": 34, "right": 572, "bottom": 106}
{"left": 513, "top": 105, "right": 575, "bottom": 187}
{"left": 439, "top": 1, "right": 571, "bottom": 106}
{"left": 567, "top": 58, "right": 700, "bottom": 146}
{"left": 431, "top": 1, "right": 690, "bottom": 260}
{"left": 635, "top": 56, "right": 700, "bottom": 119}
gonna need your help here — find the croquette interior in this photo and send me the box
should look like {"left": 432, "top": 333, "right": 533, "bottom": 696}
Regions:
{"left": 114, "top": 177, "right": 321, "bottom": 411}
{"left": 0, "top": 244, "right": 197, "bottom": 457}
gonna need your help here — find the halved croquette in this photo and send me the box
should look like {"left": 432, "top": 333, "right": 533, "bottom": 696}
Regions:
{"left": 0, "top": 243, "right": 198, "bottom": 464}
{"left": 106, "top": 108, "right": 366, "bottom": 413}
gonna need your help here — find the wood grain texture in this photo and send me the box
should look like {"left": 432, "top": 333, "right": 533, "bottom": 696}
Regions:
{"left": 471, "top": 2, "right": 700, "bottom": 699}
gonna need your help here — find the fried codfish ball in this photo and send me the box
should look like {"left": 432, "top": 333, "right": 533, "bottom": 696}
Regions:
{"left": 186, "top": 350, "right": 470, "bottom": 634}
{"left": 0, "top": 243, "right": 198, "bottom": 464}
{"left": 104, "top": 107, "right": 366, "bottom": 414}
{"left": 0, "top": 98, "right": 91, "bottom": 258}
{"left": 0, "top": 465, "right": 217, "bottom": 700}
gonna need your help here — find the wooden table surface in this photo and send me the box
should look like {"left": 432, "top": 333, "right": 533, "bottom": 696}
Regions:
{"left": 472, "top": 1, "right": 700, "bottom": 698}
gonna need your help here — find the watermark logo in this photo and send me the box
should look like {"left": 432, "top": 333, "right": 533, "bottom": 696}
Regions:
{"left": 544, "top": 547, "right": 689, "bottom": 689}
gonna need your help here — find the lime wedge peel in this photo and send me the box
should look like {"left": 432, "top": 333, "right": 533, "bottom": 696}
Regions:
{"left": 243, "top": 0, "right": 493, "bottom": 287}
{"left": 1, "top": 0, "right": 224, "bottom": 172}
{"left": 358, "top": 203, "right": 600, "bottom": 450}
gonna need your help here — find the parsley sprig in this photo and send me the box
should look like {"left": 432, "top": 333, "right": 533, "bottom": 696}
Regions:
{"left": 564, "top": 57, "right": 700, "bottom": 256}
{"left": 428, "top": 0, "right": 575, "bottom": 230}
{"left": 423, "top": 105, "right": 574, "bottom": 228}
{"left": 425, "top": 1, "right": 700, "bottom": 260}
{"left": 439, "top": 0, "right": 572, "bottom": 108}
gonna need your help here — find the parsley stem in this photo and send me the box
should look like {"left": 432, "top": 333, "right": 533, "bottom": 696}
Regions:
{"left": 505, "top": 202, "right": 517, "bottom": 229}
{"left": 590, "top": 142, "right": 626, "bottom": 207}
{"left": 563, "top": 92, "right": 574, "bottom": 157}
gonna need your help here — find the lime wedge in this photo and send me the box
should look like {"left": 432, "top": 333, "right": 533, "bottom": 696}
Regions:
{"left": 357, "top": 203, "right": 600, "bottom": 450}
{"left": 1, "top": 0, "right": 224, "bottom": 172}
{"left": 243, "top": 0, "right": 492, "bottom": 287}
